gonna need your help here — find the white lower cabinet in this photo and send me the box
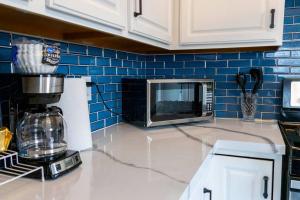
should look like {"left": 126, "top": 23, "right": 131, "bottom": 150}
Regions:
{"left": 196, "top": 155, "right": 273, "bottom": 200}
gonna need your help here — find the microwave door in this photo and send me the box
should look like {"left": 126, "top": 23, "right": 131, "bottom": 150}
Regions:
{"left": 149, "top": 82, "right": 203, "bottom": 124}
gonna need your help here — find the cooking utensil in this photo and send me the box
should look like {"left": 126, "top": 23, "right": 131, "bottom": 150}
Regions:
{"left": 236, "top": 73, "right": 247, "bottom": 96}
{"left": 250, "top": 68, "right": 263, "bottom": 94}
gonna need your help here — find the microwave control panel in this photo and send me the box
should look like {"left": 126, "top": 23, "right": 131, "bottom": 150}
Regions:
{"left": 204, "top": 82, "right": 214, "bottom": 116}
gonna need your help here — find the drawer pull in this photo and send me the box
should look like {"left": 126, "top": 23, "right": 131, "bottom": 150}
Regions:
{"left": 134, "top": 0, "right": 143, "bottom": 17}
{"left": 270, "top": 9, "right": 276, "bottom": 29}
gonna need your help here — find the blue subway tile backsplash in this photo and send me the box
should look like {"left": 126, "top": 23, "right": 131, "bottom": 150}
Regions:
{"left": 0, "top": 0, "right": 299, "bottom": 131}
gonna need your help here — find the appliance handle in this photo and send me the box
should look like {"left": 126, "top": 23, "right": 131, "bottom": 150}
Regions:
{"left": 202, "top": 83, "right": 207, "bottom": 116}
{"left": 134, "top": 0, "right": 143, "bottom": 17}
{"left": 270, "top": 9, "right": 275, "bottom": 29}
{"left": 203, "top": 188, "right": 212, "bottom": 200}
{"left": 263, "top": 176, "right": 269, "bottom": 199}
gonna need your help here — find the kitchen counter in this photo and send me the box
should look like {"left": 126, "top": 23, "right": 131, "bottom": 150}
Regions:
{"left": 0, "top": 119, "right": 285, "bottom": 200}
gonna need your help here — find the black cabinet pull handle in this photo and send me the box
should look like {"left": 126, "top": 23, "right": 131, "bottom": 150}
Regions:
{"left": 263, "top": 176, "right": 269, "bottom": 199}
{"left": 134, "top": 0, "right": 142, "bottom": 17}
{"left": 203, "top": 188, "right": 212, "bottom": 200}
{"left": 270, "top": 9, "right": 276, "bottom": 29}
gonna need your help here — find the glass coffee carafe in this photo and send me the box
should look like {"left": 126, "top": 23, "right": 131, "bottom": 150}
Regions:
{"left": 16, "top": 106, "right": 67, "bottom": 159}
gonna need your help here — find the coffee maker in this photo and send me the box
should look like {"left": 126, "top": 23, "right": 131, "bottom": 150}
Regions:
{"left": 6, "top": 74, "right": 82, "bottom": 179}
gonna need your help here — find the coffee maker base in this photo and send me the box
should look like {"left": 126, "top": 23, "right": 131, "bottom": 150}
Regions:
{"left": 20, "top": 150, "right": 82, "bottom": 180}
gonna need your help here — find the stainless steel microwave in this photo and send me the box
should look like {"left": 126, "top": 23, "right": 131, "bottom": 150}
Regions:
{"left": 122, "top": 79, "right": 214, "bottom": 127}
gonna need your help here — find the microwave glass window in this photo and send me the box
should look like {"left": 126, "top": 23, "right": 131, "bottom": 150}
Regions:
{"left": 150, "top": 83, "right": 203, "bottom": 122}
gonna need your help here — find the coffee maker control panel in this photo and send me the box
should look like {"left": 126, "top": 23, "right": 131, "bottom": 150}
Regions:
{"left": 50, "top": 151, "right": 82, "bottom": 178}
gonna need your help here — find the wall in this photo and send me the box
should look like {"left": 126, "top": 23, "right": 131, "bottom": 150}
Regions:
{"left": 0, "top": 0, "right": 299, "bottom": 131}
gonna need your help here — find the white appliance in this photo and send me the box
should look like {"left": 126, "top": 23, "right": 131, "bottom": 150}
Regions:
{"left": 53, "top": 77, "right": 92, "bottom": 151}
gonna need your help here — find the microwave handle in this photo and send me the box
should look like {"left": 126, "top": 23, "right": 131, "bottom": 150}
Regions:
{"left": 202, "top": 83, "right": 207, "bottom": 116}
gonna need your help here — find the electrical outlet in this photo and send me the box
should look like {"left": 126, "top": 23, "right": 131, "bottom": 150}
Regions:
{"left": 82, "top": 76, "right": 92, "bottom": 101}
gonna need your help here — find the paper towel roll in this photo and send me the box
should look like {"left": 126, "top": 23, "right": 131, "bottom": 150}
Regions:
{"left": 53, "top": 77, "right": 92, "bottom": 151}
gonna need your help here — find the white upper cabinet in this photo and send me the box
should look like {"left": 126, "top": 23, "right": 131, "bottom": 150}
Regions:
{"left": 206, "top": 155, "right": 273, "bottom": 200}
{"left": 128, "top": 0, "right": 173, "bottom": 44}
{"left": 179, "top": 0, "right": 285, "bottom": 49}
{"left": 46, "top": 0, "right": 126, "bottom": 29}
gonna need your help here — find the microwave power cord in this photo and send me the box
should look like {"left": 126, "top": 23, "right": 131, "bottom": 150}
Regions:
{"left": 88, "top": 82, "right": 122, "bottom": 116}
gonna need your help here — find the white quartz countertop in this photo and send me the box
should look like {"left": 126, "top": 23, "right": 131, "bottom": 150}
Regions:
{"left": 0, "top": 119, "right": 285, "bottom": 200}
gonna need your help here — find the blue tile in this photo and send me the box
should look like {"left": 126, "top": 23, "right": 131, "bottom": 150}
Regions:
{"left": 89, "top": 113, "right": 97, "bottom": 122}
{"left": 264, "top": 67, "right": 290, "bottom": 74}
{"left": 216, "top": 96, "right": 238, "bottom": 104}
{"left": 70, "top": 66, "right": 88, "bottom": 75}
{"left": 89, "top": 66, "right": 103, "bottom": 75}
{"left": 216, "top": 82, "right": 238, "bottom": 89}
{"left": 206, "top": 61, "right": 227, "bottom": 68}
{"left": 155, "top": 55, "right": 174, "bottom": 62}
{"left": 284, "top": 16, "right": 294, "bottom": 24}
{"left": 111, "top": 59, "right": 122, "bottom": 66}
{"left": 97, "top": 58, "right": 110, "bottom": 66}
{"left": 227, "top": 104, "right": 241, "bottom": 111}
{"left": 128, "top": 68, "right": 138, "bottom": 75}
{"left": 146, "top": 69, "right": 155, "bottom": 75}
{"left": 285, "top": 8, "right": 300, "bottom": 16}
{"left": 97, "top": 76, "right": 111, "bottom": 84}
{"left": 155, "top": 69, "right": 173, "bottom": 76}
{"left": 123, "top": 60, "right": 132, "bottom": 68}
{"left": 56, "top": 65, "right": 69, "bottom": 74}
{"left": 215, "top": 111, "right": 237, "bottom": 118}
{"left": 294, "top": 33, "right": 300, "bottom": 39}
{"left": 117, "top": 51, "right": 127, "bottom": 59}
{"left": 227, "top": 90, "right": 240, "bottom": 96}
{"left": 195, "top": 68, "right": 215, "bottom": 75}
{"left": 195, "top": 53, "right": 216, "bottom": 60}
{"left": 262, "top": 83, "right": 281, "bottom": 90}
{"left": 261, "top": 113, "right": 279, "bottom": 120}
{"left": 213, "top": 75, "right": 226, "bottom": 81}
{"left": 262, "top": 98, "right": 281, "bottom": 105}
{"left": 0, "top": 62, "right": 12, "bottom": 73}
{"left": 263, "top": 75, "right": 277, "bottom": 82}
{"left": 257, "top": 90, "right": 276, "bottom": 97}
{"left": 98, "top": 111, "right": 111, "bottom": 119}
{"left": 127, "top": 53, "right": 137, "bottom": 61}
{"left": 265, "top": 51, "right": 290, "bottom": 58}
{"left": 145, "top": 55, "right": 155, "bottom": 61}
{"left": 185, "top": 61, "right": 205, "bottom": 68}
{"left": 79, "top": 56, "right": 95, "bottom": 65}
{"left": 278, "top": 59, "right": 300, "bottom": 66}
{"left": 0, "top": 32, "right": 11, "bottom": 46}
{"left": 283, "top": 33, "right": 293, "bottom": 41}
{"left": 295, "top": 16, "right": 300, "bottom": 23}
{"left": 165, "top": 61, "right": 184, "bottom": 68}
{"left": 104, "top": 67, "right": 116, "bottom": 75}
{"left": 88, "top": 46, "right": 102, "bottom": 56}
{"left": 291, "top": 50, "right": 300, "bottom": 58}
{"left": 217, "top": 68, "right": 238, "bottom": 74}
{"left": 60, "top": 54, "right": 78, "bottom": 65}
{"left": 257, "top": 105, "right": 275, "bottom": 112}
{"left": 103, "top": 49, "right": 116, "bottom": 58}
{"left": 117, "top": 68, "right": 127, "bottom": 75}
{"left": 146, "top": 61, "right": 164, "bottom": 68}
{"left": 217, "top": 53, "right": 239, "bottom": 60}
{"left": 90, "top": 120, "right": 104, "bottom": 131}
{"left": 69, "top": 44, "right": 86, "bottom": 54}
{"left": 105, "top": 84, "right": 117, "bottom": 92}
{"left": 175, "top": 54, "right": 194, "bottom": 61}
{"left": 285, "top": 0, "right": 295, "bottom": 7}
{"left": 0, "top": 47, "right": 12, "bottom": 61}
{"left": 133, "top": 61, "right": 142, "bottom": 68}
{"left": 228, "top": 60, "right": 251, "bottom": 67}
{"left": 291, "top": 67, "right": 300, "bottom": 73}
{"left": 296, "top": 0, "right": 300, "bottom": 6}
{"left": 240, "top": 52, "right": 257, "bottom": 59}
{"left": 282, "top": 41, "right": 300, "bottom": 48}
{"left": 284, "top": 24, "right": 300, "bottom": 33}
{"left": 215, "top": 89, "right": 226, "bottom": 96}
{"left": 106, "top": 117, "right": 118, "bottom": 126}
{"left": 175, "top": 68, "right": 194, "bottom": 75}
{"left": 252, "top": 59, "right": 276, "bottom": 66}
{"left": 111, "top": 76, "right": 122, "bottom": 83}
{"left": 215, "top": 103, "right": 226, "bottom": 110}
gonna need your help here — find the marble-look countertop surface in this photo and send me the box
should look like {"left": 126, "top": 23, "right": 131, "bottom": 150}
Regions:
{"left": 0, "top": 119, "right": 285, "bottom": 200}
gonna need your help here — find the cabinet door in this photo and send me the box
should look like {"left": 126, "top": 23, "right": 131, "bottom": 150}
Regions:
{"left": 207, "top": 155, "right": 273, "bottom": 200}
{"left": 180, "top": 0, "right": 284, "bottom": 47}
{"left": 46, "top": 0, "right": 126, "bottom": 29}
{"left": 128, "top": 0, "right": 173, "bottom": 44}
